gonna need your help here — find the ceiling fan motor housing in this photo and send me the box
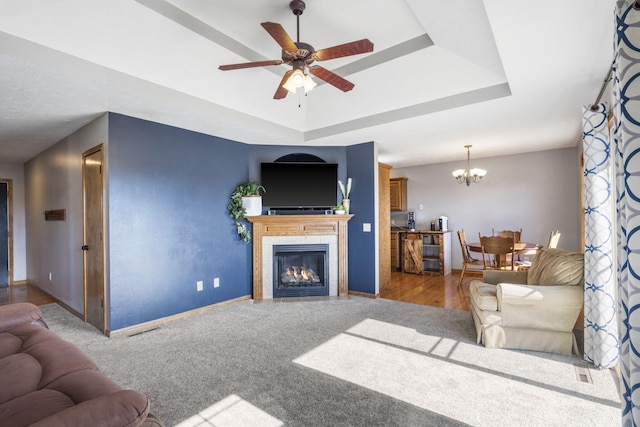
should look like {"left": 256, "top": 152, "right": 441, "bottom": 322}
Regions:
{"left": 290, "top": 0, "right": 306, "bottom": 15}
{"left": 282, "top": 42, "right": 315, "bottom": 65}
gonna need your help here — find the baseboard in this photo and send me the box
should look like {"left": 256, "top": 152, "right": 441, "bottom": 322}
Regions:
{"left": 54, "top": 299, "right": 83, "bottom": 320}
{"left": 107, "top": 295, "right": 251, "bottom": 337}
{"left": 348, "top": 290, "right": 379, "bottom": 299}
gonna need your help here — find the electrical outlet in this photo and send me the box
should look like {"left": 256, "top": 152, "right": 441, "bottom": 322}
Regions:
{"left": 214, "top": 278, "right": 220, "bottom": 288}
{"left": 197, "top": 280, "right": 204, "bottom": 291}
{"left": 363, "top": 223, "right": 371, "bottom": 232}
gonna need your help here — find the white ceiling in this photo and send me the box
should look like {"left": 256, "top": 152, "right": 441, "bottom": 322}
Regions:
{"left": 0, "top": 0, "right": 615, "bottom": 167}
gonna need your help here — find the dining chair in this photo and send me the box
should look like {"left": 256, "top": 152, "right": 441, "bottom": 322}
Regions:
{"left": 492, "top": 228, "right": 522, "bottom": 243}
{"left": 492, "top": 228, "right": 522, "bottom": 264}
{"left": 457, "top": 229, "right": 484, "bottom": 287}
{"left": 547, "top": 230, "right": 561, "bottom": 248}
{"left": 479, "top": 234, "right": 517, "bottom": 270}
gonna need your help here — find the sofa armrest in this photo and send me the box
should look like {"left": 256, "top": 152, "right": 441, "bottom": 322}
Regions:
{"left": 0, "top": 303, "right": 44, "bottom": 332}
{"left": 496, "top": 283, "right": 583, "bottom": 330}
{"left": 482, "top": 270, "right": 528, "bottom": 285}
{"left": 30, "top": 390, "right": 151, "bottom": 427}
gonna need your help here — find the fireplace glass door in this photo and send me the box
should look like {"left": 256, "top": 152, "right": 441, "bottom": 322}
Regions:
{"left": 273, "top": 244, "right": 329, "bottom": 297}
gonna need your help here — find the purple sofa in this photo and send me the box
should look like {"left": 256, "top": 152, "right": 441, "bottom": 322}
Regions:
{"left": 0, "top": 302, "right": 160, "bottom": 426}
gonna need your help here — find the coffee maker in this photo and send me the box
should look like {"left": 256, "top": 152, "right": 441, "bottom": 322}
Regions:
{"left": 408, "top": 212, "right": 416, "bottom": 231}
{"left": 438, "top": 216, "right": 448, "bottom": 231}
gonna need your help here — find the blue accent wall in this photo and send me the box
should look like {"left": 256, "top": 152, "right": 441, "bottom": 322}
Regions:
{"left": 107, "top": 114, "right": 251, "bottom": 330}
{"left": 346, "top": 143, "right": 377, "bottom": 294}
{"left": 26, "top": 112, "right": 378, "bottom": 331}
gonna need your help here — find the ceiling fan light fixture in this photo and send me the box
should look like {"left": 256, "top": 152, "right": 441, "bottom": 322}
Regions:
{"left": 283, "top": 68, "right": 305, "bottom": 92}
{"left": 284, "top": 68, "right": 316, "bottom": 94}
{"left": 303, "top": 74, "right": 317, "bottom": 93}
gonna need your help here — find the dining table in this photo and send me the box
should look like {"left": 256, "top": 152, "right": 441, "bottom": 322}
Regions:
{"left": 467, "top": 241, "right": 542, "bottom": 269}
{"left": 467, "top": 242, "right": 542, "bottom": 254}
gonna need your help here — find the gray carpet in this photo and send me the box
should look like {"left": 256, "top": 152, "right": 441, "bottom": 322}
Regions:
{"left": 39, "top": 297, "right": 620, "bottom": 427}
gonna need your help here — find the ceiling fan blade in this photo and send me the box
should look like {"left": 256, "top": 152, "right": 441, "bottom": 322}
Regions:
{"left": 274, "top": 70, "right": 294, "bottom": 99}
{"left": 261, "top": 22, "right": 298, "bottom": 53}
{"left": 309, "top": 66, "right": 354, "bottom": 92}
{"left": 315, "top": 39, "right": 374, "bottom": 61}
{"left": 219, "top": 60, "right": 283, "bottom": 71}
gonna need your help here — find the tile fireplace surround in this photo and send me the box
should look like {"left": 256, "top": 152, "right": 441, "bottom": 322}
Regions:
{"left": 247, "top": 215, "right": 353, "bottom": 301}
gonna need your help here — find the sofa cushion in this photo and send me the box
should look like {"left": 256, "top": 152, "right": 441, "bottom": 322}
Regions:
{"left": 0, "top": 304, "right": 154, "bottom": 427}
{"left": 0, "top": 303, "right": 42, "bottom": 332}
{"left": 0, "top": 389, "right": 75, "bottom": 426}
{"left": 526, "top": 248, "right": 584, "bottom": 286}
{"left": 470, "top": 280, "right": 498, "bottom": 311}
{"left": 0, "top": 352, "right": 42, "bottom": 405}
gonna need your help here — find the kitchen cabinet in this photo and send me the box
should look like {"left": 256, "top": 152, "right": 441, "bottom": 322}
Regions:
{"left": 390, "top": 177, "right": 407, "bottom": 211}
{"left": 391, "top": 231, "right": 401, "bottom": 270}
{"left": 401, "top": 231, "right": 451, "bottom": 275}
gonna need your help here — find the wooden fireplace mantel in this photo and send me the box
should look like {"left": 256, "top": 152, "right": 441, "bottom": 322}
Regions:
{"left": 247, "top": 214, "right": 353, "bottom": 300}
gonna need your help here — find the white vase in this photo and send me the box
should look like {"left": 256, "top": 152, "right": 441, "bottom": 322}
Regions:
{"left": 342, "top": 198, "right": 350, "bottom": 214}
{"left": 242, "top": 196, "right": 262, "bottom": 216}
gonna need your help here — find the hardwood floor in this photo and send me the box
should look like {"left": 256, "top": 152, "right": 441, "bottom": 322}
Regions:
{"left": 1, "top": 271, "right": 478, "bottom": 311}
{"left": 0, "top": 283, "right": 56, "bottom": 306}
{"left": 381, "top": 270, "right": 479, "bottom": 312}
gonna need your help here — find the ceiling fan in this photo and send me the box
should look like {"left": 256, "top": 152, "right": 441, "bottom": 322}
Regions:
{"left": 218, "top": 0, "right": 374, "bottom": 99}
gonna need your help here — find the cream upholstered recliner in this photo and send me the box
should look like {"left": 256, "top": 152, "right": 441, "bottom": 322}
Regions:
{"left": 469, "top": 248, "right": 584, "bottom": 356}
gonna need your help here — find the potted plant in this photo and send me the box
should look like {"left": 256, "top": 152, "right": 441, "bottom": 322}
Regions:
{"left": 228, "top": 181, "right": 265, "bottom": 243}
{"left": 333, "top": 204, "right": 346, "bottom": 215}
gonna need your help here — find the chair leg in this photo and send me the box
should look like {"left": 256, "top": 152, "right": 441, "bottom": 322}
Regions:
{"left": 458, "top": 265, "right": 467, "bottom": 288}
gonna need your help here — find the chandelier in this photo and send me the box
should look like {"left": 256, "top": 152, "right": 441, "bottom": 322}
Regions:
{"left": 452, "top": 145, "right": 487, "bottom": 186}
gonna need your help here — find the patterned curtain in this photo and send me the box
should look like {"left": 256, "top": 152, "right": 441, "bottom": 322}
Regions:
{"left": 582, "top": 104, "right": 619, "bottom": 370}
{"left": 614, "top": 1, "right": 640, "bottom": 424}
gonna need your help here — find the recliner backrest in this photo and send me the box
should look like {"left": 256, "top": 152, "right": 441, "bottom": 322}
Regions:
{"left": 527, "top": 248, "right": 584, "bottom": 286}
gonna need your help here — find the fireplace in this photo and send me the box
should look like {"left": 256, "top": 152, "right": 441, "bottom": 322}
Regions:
{"left": 273, "top": 244, "right": 329, "bottom": 297}
{"left": 246, "top": 215, "right": 352, "bottom": 300}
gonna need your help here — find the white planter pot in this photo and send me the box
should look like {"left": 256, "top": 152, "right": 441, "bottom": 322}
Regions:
{"left": 242, "top": 196, "right": 262, "bottom": 216}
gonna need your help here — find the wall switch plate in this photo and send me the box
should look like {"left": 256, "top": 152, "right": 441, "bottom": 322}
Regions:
{"left": 214, "top": 278, "right": 220, "bottom": 288}
{"left": 49, "top": 272, "right": 52, "bottom": 281}
{"left": 197, "top": 280, "right": 203, "bottom": 291}
{"left": 363, "top": 223, "right": 371, "bottom": 232}
{"left": 419, "top": 204, "right": 424, "bottom": 210}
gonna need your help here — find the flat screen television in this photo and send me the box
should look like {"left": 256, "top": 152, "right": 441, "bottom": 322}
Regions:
{"left": 261, "top": 162, "right": 338, "bottom": 209}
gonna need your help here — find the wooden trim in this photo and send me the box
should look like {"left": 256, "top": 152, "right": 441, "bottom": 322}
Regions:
{"left": 107, "top": 295, "right": 251, "bottom": 337}
{"left": 82, "top": 144, "right": 106, "bottom": 333}
{"left": 0, "top": 179, "right": 13, "bottom": 286}
{"left": 378, "top": 163, "right": 391, "bottom": 292}
{"left": 348, "top": 290, "right": 379, "bottom": 299}
{"left": 247, "top": 215, "right": 353, "bottom": 300}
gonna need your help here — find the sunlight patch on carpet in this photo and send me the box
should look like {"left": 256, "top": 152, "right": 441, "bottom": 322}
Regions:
{"left": 293, "top": 319, "right": 619, "bottom": 426}
{"left": 174, "top": 394, "right": 283, "bottom": 427}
